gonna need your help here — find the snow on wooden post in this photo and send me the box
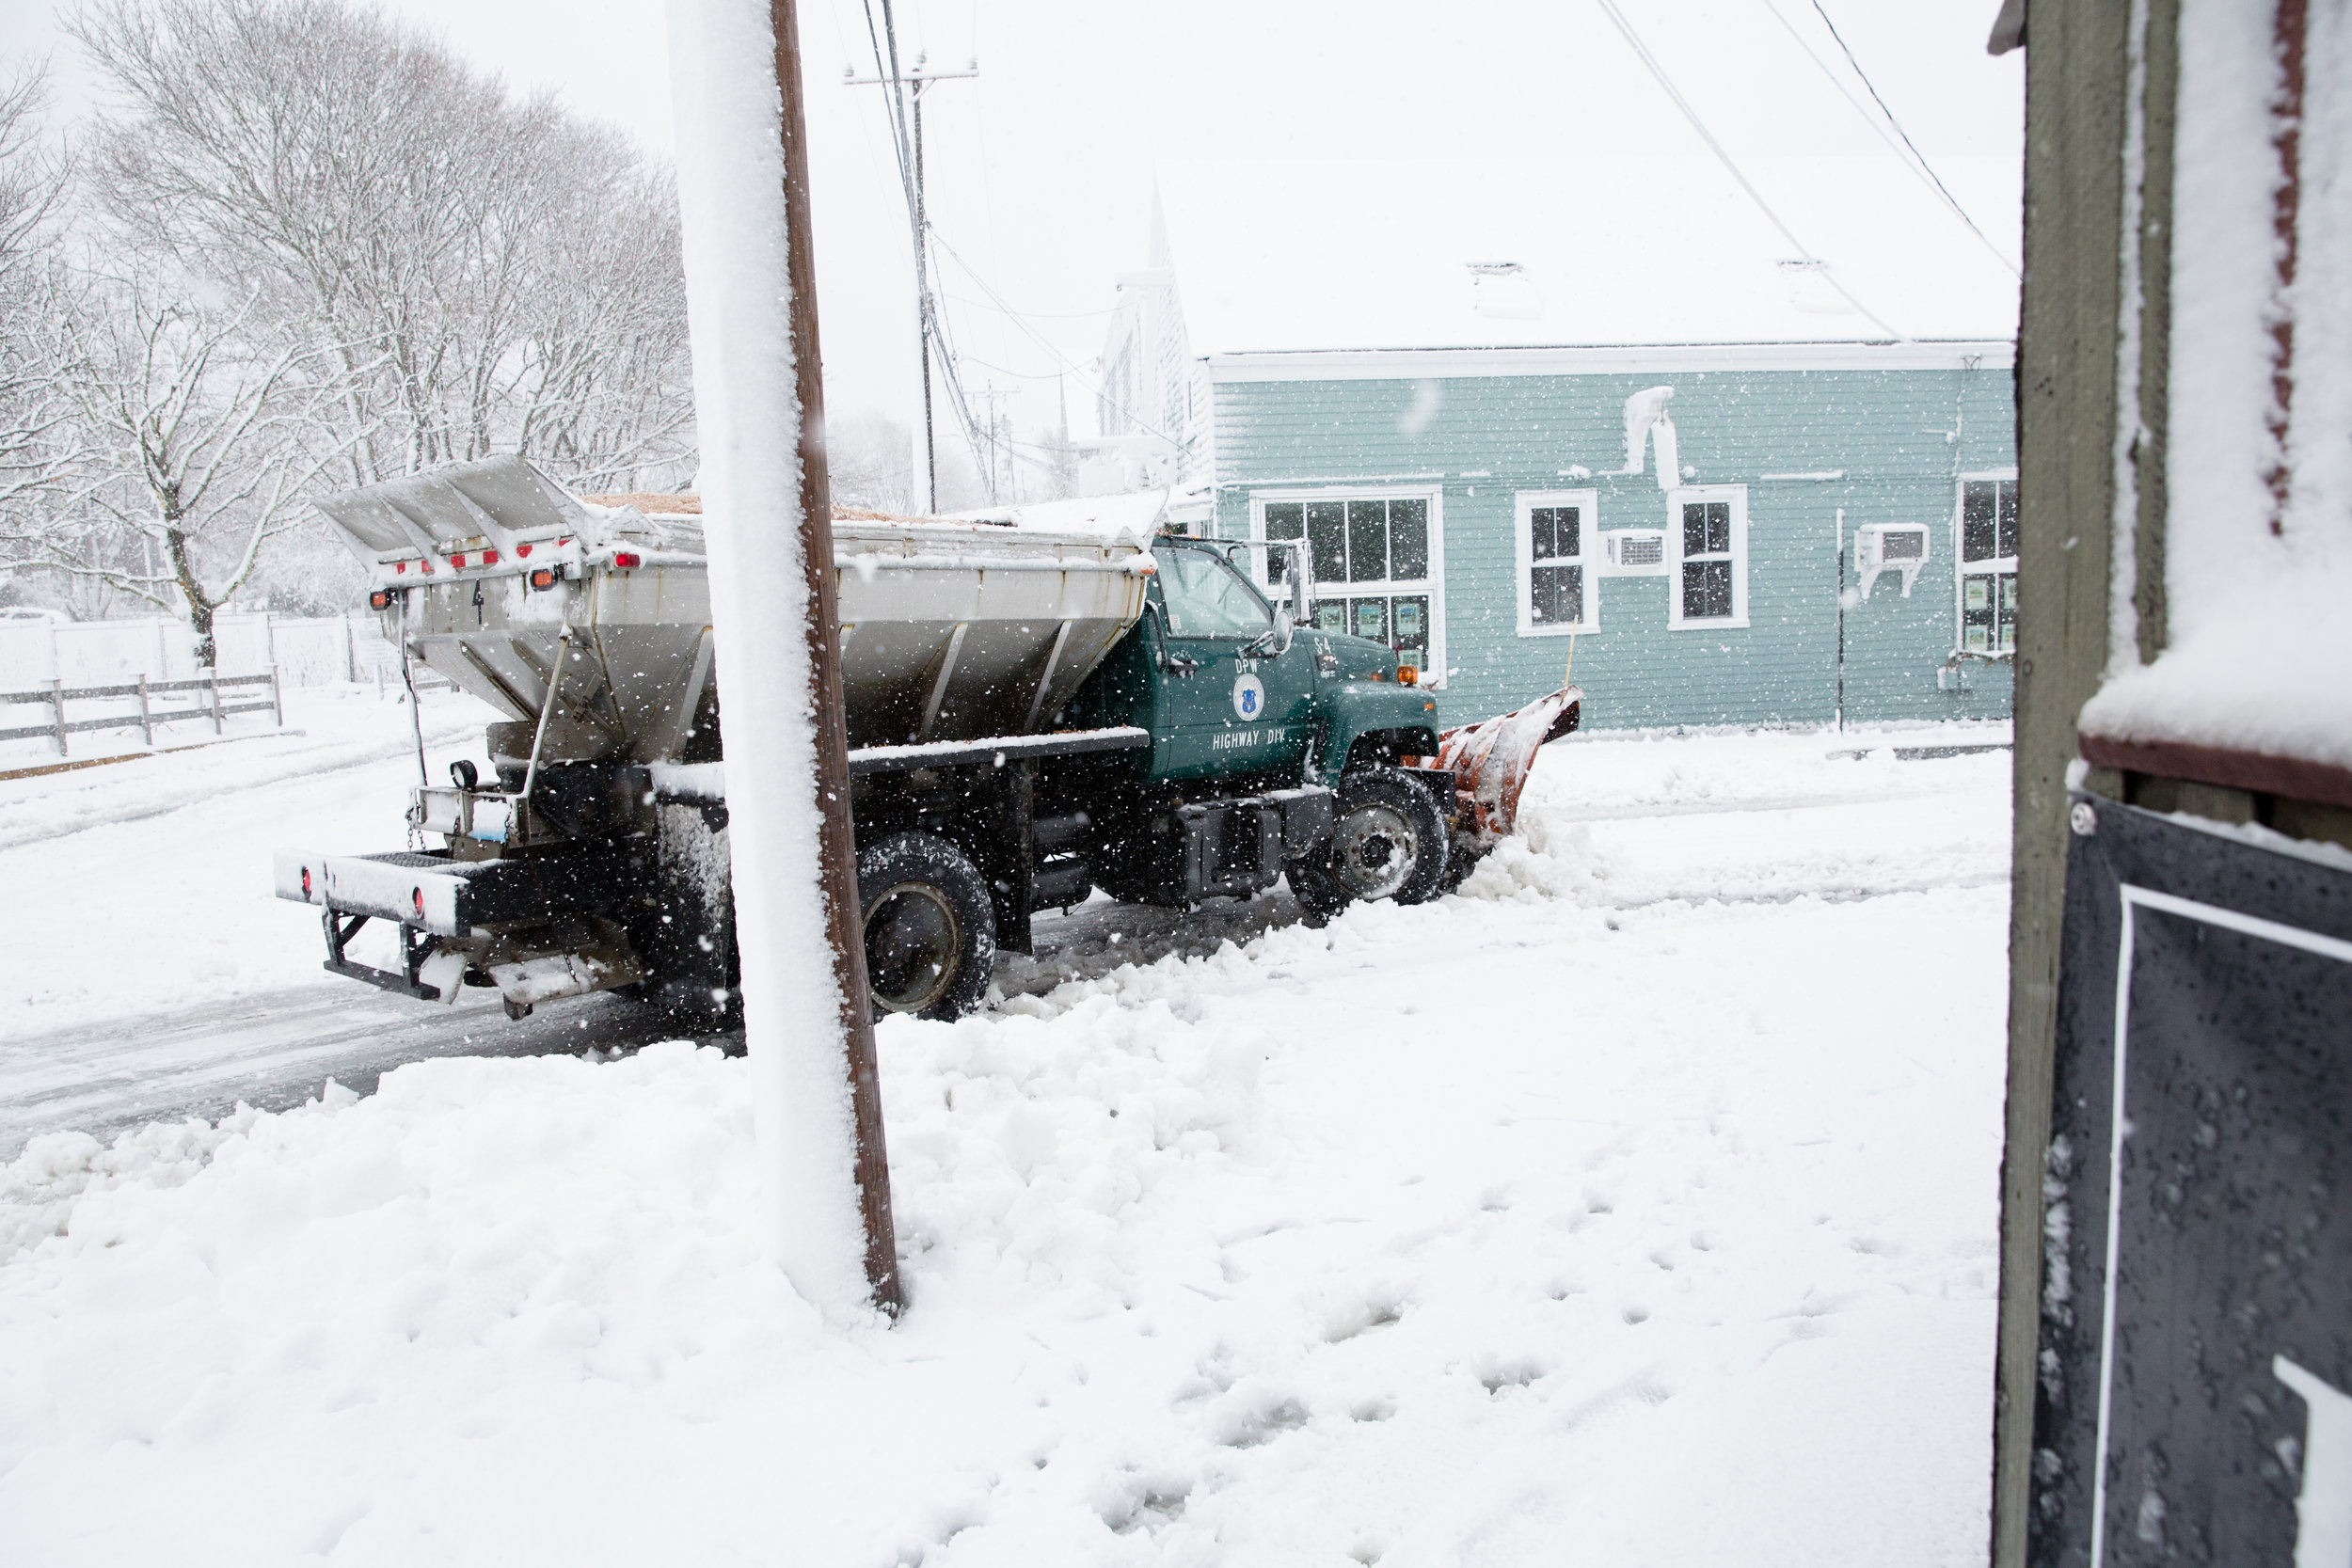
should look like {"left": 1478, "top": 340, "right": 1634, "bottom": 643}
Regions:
{"left": 666, "top": 0, "right": 901, "bottom": 1318}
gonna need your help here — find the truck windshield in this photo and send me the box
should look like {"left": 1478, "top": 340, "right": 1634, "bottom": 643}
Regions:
{"left": 1154, "top": 545, "right": 1272, "bottom": 639}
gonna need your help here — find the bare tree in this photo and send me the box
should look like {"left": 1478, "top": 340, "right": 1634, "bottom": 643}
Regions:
{"left": 0, "top": 64, "right": 79, "bottom": 540}
{"left": 70, "top": 0, "right": 696, "bottom": 496}
{"left": 826, "top": 409, "right": 916, "bottom": 514}
{"left": 46, "top": 274, "right": 367, "bottom": 662}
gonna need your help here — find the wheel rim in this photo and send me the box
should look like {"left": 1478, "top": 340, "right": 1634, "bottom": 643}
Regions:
{"left": 1329, "top": 801, "right": 1417, "bottom": 900}
{"left": 864, "top": 882, "right": 961, "bottom": 1012}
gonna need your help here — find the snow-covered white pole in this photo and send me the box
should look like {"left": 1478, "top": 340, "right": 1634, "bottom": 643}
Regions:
{"left": 665, "top": 0, "right": 901, "bottom": 1318}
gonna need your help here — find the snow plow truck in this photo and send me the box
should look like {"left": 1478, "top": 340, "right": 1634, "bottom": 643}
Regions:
{"left": 276, "top": 456, "right": 1580, "bottom": 1023}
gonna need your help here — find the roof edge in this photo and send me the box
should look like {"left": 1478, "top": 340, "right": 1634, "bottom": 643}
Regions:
{"left": 1205, "top": 340, "right": 2018, "bottom": 381}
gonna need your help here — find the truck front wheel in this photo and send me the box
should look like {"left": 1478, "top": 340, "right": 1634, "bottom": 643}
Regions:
{"left": 1288, "top": 766, "right": 1449, "bottom": 917}
{"left": 857, "top": 831, "right": 997, "bottom": 1021}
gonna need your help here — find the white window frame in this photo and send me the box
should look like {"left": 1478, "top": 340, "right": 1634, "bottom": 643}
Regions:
{"left": 1665, "top": 484, "right": 1750, "bottom": 630}
{"left": 1515, "top": 488, "right": 1599, "bottom": 636}
{"left": 1955, "top": 469, "right": 2020, "bottom": 657}
{"left": 1248, "top": 486, "right": 1447, "bottom": 686}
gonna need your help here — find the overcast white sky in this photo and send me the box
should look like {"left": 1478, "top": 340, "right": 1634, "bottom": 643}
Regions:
{"left": 3, "top": 0, "right": 2021, "bottom": 470}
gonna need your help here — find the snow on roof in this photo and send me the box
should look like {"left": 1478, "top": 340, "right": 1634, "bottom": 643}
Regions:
{"left": 946, "top": 490, "right": 1170, "bottom": 544}
{"left": 1152, "top": 157, "right": 2021, "bottom": 356}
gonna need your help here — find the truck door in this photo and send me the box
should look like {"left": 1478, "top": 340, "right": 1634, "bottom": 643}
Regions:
{"left": 1149, "top": 541, "right": 1313, "bottom": 782}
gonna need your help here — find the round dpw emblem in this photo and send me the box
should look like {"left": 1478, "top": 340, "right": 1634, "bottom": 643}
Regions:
{"left": 1232, "top": 672, "right": 1265, "bottom": 721}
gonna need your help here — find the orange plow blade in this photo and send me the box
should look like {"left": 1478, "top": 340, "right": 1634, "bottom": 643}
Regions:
{"left": 1426, "top": 685, "right": 1582, "bottom": 847}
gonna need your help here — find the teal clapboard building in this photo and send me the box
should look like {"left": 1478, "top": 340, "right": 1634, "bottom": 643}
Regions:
{"left": 1089, "top": 159, "right": 2023, "bottom": 732}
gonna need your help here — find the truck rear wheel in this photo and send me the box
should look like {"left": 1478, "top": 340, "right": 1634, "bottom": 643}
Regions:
{"left": 1289, "top": 766, "right": 1449, "bottom": 916}
{"left": 857, "top": 831, "right": 996, "bottom": 1021}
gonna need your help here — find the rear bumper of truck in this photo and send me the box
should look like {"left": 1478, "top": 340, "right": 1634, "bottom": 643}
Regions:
{"left": 275, "top": 843, "right": 654, "bottom": 1003}
{"left": 274, "top": 844, "right": 650, "bottom": 937}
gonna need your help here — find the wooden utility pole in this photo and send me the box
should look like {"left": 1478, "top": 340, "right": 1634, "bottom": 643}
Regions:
{"left": 845, "top": 52, "right": 977, "bottom": 515}
{"left": 771, "top": 0, "right": 901, "bottom": 1315}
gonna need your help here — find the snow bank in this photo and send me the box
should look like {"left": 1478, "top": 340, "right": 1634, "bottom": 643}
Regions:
{"left": 0, "top": 688, "right": 500, "bottom": 1037}
{"left": 0, "top": 730, "right": 2014, "bottom": 1563}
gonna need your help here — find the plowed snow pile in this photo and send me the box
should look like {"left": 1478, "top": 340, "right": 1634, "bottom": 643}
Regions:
{"left": 0, "top": 734, "right": 2011, "bottom": 1566}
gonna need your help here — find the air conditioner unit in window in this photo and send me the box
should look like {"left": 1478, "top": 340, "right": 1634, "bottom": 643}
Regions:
{"left": 1602, "top": 529, "right": 1668, "bottom": 575}
{"left": 1853, "top": 524, "right": 1930, "bottom": 600}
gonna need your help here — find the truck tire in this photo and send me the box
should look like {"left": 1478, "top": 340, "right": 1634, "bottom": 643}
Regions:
{"left": 1288, "top": 766, "right": 1449, "bottom": 916}
{"left": 857, "top": 831, "right": 996, "bottom": 1021}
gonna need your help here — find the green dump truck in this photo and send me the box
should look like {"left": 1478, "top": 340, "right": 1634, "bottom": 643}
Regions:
{"left": 276, "top": 458, "right": 1580, "bottom": 1022}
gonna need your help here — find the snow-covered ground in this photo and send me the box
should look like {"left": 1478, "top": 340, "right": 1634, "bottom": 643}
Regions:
{"left": 0, "top": 714, "right": 2011, "bottom": 1565}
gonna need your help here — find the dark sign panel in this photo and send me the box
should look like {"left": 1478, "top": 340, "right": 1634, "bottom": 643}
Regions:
{"left": 2034, "top": 797, "right": 2352, "bottom": 1568}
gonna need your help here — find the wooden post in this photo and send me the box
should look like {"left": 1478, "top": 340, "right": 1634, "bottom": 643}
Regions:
{"left": 1987, "top": 3, "right": 2173, "bottom": 1563}
{"left": 271, "top": 665, "right": 285, "bottom": 728}
{"left": 208, "top": 671, "right": 223, "bottom": 733}
{"left": 49, "top": 678, "right": 66, "bottom": 755}
{"left": 136, "top": 674, "right": 152, "bottom": 748}
{"left": 771, "top": 0, "right": 899, "bottom": 1314}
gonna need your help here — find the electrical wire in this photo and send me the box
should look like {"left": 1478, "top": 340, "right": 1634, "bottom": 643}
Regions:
{"left": 928, "top": 230, "right": 1185, "bottom": 448}
{"left": 1778, "top": 0, "right": 2018, "bottom": 278}
{"left": 1591, "top": 0, "right": 1906, "bottom": 341}
{"left": 859, "top": 0, "right": 1003, "bottom": 495}
{"left": 942, "top": 292, "right": 1113, "bottom": 321}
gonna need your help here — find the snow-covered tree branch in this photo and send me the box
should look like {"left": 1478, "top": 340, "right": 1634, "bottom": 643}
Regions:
{"left": 43, "top": 272, "right": 373, "bottom": 660}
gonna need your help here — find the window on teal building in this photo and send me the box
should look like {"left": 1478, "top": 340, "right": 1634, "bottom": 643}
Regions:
{"left": 1667, "top": 485, "right": 1749, "bottom": 630}
{"left": 1515, "top": 488, "right": 1597, "bottom": 634}
{"left": 1257, "top": 492, "right": 1443, "bottom": 677}
{"left": 1959, "top": 476, "right": 2020, "bottom": 656}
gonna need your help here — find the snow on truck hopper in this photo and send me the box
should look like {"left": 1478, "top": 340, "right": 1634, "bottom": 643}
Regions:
{"left": 275, "top": 456, "right": 1581, "bottom": 1023}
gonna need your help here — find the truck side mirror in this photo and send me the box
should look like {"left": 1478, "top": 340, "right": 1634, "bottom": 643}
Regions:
{"left": 1282, "top": 541, "right": 1312, "bottom": 626}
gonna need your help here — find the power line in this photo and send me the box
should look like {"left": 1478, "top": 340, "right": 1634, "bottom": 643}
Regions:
{"left": 926, "top": 230, "right": 1187, "bottom": 449}
{"left": 849, "top": 1, "right": 986, "bottom": 511}
{"left": 1788, "top": 0, "right": 2019, "bottom": 279}
{"left": 941, "top": 292, "right": 1113, "bottom": 321}
{"left": 1591, "top": 0, "right": 1906, "bottom": 341}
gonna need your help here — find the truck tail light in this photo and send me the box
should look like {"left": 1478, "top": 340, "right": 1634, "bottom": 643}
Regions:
{"left": 413, "top": 887, "right": 424, "bottom": 919}
{"left": 369, "top": 590, "right": 392, "bottom": 610}
{"left": 301, "top": 866, "right": 311, "bottom": 897}
{"left": 529, "top": 568, "right": 557, "bottom": 591}
{"left": 1398, "top": 666, "right": 1418, "bottom": 686}
{"left": 613, "top": 551, "right": 642, "bottom": 569}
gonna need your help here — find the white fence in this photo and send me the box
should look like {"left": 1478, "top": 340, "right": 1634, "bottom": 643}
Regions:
{"left": 0, "top": 612, "right": 408, "bottom": 693}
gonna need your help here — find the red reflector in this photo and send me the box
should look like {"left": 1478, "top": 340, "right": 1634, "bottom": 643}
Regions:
{"left": 369, "top": 590, "right": 391, "bottom": 610}
{"left": 613, "top": 551, "right": 642, "bottom": 569}
{"left": 421, "top": 562, "right": 435, "bottom": 575}
{"left": 448, "top": 552, "right": 467, "bottom": 568}
{"left": 301, "top": 866, "right": 311, "bottom": 897}
{"left": 529, "top": 568, "right": 556, "bottom": 591}
{"left": 393, "top": 561, "right": 407, "bottom": 575}
{"left": 516, "top": 543, "right": 532, "bottom": 558}
{"left": 413, "top": 887, "right": 424, "bottom": 918}
{"left": 481, "top": 549, "right": 500, "bottom": 565}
